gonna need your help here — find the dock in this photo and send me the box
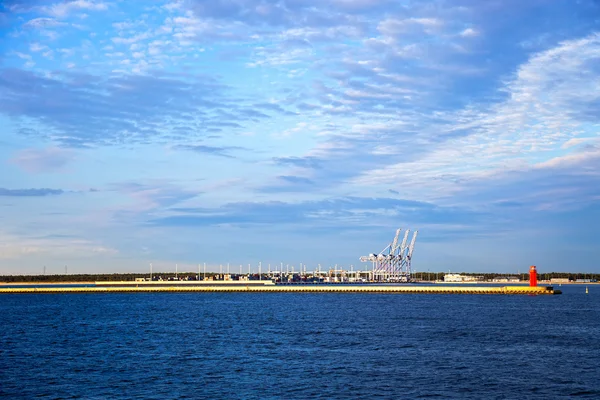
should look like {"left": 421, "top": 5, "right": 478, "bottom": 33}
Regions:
{"left": 0, "top": 284, "right": 561, "bottom": 295}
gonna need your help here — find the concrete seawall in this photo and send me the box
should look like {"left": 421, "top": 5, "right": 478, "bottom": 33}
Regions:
{"left": 0, "top": 285, "right": 561, "bottom": 295}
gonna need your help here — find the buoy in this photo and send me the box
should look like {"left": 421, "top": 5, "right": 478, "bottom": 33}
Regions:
{"left": 586, "top": 286, "right": 589, "bottom": 294}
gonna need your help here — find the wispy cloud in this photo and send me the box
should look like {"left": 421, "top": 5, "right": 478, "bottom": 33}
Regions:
{"left": 9, "top": 147, "right": 75, "bottom": 173}
{"left": 0, "top": 230, "right": 117, "bottom": 261}
{"left": 41, "top": 0, "right": 108, "bottom": 18}
{"left": 459, "top": 28, "right": 478, "bottom": 38}
{"left": 174, "top": 144, "right": 244, "bottom": 158}
{"left": 0, "top": 69, "right": 240, "bottom": 147}
{"left": 350, "top": 32, "right": 600, "bottom": 202}
{"left": 155, "top": 196, "right": 474, "bottom": 228}
{"left": 112, "top": 181, "right": 200, "bottom": 213}
{"left": 272, "top": 156, "right": 323, "bottom": 169}
{"left": 23, "top": 17, "right": 67, "bottom": 29}
{"left": 0, "top": 188, "right": 64, "bottom": 197}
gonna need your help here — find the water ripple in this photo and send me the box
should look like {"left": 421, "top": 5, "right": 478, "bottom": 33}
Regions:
{"left": 1, "top": 287, "right": 599, "bottom": 398}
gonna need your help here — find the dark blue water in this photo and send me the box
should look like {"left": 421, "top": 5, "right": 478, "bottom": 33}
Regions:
{"left": 1, "top": 285, "right": 599, "bottom": 399}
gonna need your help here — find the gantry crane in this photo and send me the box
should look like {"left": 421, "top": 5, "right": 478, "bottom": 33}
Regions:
{"left": 359, "top": 228, "right": 418, "bottom": 282}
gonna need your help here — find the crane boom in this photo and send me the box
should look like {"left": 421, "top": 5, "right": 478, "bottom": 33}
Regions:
{"left": 399, "top": 229, "right": 410, "bottom": 256}
{"left": 390, "top": 229, "right": 401, "bottom": 253}
{"left": 408, "top": 230, "right": 418, "bottom": 258}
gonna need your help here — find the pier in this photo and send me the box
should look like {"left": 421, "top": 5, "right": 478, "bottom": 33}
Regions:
{"left": 0, "top": 284, "right": 561, "bottom": 295}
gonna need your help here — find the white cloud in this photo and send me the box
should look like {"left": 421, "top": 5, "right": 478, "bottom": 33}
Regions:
{"left": 112, "top": 32, "right": 152, "bottom": 45}
{"left": 534, "top": 144, "right": 600, "bottom": 169}
{"left": 0, "top": 231, "right": 118, "bottom": 260}
{"left": 147, "top": 40, "right": 172, "bottom": 55}
{"left": 459, "top": 28, "right": 478, "bottom": 37}
{"left": 248, "top": 47, "right": 315, "bottom": 67}
{"left": 41, "top": 30, "right": 60, "bottom": 40}
{"left": 112, "top": 181, "right": 199, "bottom": 213}
{"left": 272, "top": 122, "right": 311, "bottom": 138}
{"left": 113, "top": 21, "right": 135, "bottom": 30}
{"left": 410, "top": 18, "right": 442, "bottom": 27}
{"left": 561, "top": 137, "right": 593, "bottom": 149}
{"left": 163, "top": 1, "right": 184, "bottom": 12}
{"left": 14, "top": 52, "right": 32, "bottom": 60}
{"left": 42, "top": 0, "right": 108, "bottom": 18}
{"left": 58, "top": 48, "right": 75, "bottom": 57}
{"left": 23, "top": 17, "right": 66, "bottom": 29}
{"left": 378, "top": 17, "right": 443, "bottom": 38}
{"left": 349, "top": 33, "right": 600, "bottom": 201}
{"left": 30, "top": 43, "right": 47, "bottom": 52}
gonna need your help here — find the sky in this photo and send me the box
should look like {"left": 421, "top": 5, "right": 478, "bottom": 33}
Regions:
{"left": 0, "top": 0, "right": 599, "bottom": 275}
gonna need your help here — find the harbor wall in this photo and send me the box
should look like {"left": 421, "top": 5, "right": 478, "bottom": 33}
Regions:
{"left": 0, "top": 285, "right": 560, "bottom": 295}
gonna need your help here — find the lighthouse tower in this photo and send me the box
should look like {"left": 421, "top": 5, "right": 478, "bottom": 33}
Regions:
{"left": 529, "top": 265, "right": 538, "bottom": 287}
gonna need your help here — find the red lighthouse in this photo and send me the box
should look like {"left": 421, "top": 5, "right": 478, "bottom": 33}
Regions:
{"left": 529, "top": 265, "right": 538, "bottom": 287}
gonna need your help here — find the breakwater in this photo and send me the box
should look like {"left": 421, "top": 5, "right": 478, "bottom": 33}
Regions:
{"left": 0, "top": 284, "right": 561, "bottom": 295}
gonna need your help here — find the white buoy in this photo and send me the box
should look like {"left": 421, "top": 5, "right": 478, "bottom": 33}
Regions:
{"left": 586, "top": 286, "right": 589, "bottom": 294}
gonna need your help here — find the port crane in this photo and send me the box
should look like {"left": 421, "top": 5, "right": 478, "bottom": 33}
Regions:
{"left": 359, "top": 228, "right": 418, "bottom": 282}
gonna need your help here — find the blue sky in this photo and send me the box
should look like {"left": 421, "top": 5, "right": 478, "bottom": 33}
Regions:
{"left": 0, "top": 0, "right": 599, "bottom": 275}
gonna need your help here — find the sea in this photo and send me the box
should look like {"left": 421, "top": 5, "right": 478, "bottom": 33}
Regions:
{"left": 1, "top": 284, "right": 599, "bottom": 399}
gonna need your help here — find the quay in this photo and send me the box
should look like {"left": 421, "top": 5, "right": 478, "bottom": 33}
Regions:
{"left": 0, "top": 284, "right": 561, "bottom": 295}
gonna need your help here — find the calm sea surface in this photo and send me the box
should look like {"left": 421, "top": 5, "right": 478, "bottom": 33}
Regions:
{"left": 1, "top": 284, "right": 599, "bottom": 399}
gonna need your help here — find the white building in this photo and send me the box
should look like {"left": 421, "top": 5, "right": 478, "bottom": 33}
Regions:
{"left": 444, "top": 274, "right": 480, "bottom": 282}
{"left": 492, "top": 276, "right": 520, "bottom": 283}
